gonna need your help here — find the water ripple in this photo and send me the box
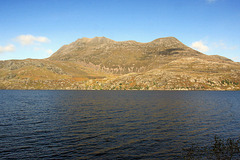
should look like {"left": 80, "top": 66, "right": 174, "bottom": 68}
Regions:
{"left": 0, "top": 90, "right": 240, "bottom": 159}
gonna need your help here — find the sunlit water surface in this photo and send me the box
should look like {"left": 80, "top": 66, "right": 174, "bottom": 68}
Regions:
{"left": 0, "top": 90, "right": 240, "bottom": 159}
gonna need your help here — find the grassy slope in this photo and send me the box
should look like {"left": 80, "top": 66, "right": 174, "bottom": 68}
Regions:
{"left": 1, "top": 37, "right": 240, "bottom": 90}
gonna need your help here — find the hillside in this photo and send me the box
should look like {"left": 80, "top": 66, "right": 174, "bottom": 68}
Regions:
{"left": 1, "top": 37, "right": 240, "bottom": 90}
{"left": 49, "top": 37, "right": 204, "bottom": 74}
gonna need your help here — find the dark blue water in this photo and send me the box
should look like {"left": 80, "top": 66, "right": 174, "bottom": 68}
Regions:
{"left": 0, "top": 90, "right": 240, "bottom": 159}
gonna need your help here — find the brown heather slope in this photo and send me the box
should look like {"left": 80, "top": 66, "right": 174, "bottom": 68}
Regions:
{"left": 49, "top": 37, "right": 204, "bottom": 74}
{"left": 0, "top": 36, "right": 240, "bottom": 90}
{"left": 0, "top": 59, "right": 109, "bottom": 89}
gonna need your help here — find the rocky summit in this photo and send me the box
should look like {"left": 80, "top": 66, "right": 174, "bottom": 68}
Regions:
{"left": 1, "top": 37, "right": 240, "bottom": 90}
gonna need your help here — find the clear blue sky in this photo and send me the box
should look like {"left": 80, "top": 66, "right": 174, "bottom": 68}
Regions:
{"left": 0, "top": 0, "right": 240, "bottom": 61}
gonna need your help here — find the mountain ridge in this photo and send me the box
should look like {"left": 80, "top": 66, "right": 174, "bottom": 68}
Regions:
{"left": 49, "top": 36, "right": 206, "bottom": 74}
{"left": 1, "top": 36, "right": 239, "bottom": 90}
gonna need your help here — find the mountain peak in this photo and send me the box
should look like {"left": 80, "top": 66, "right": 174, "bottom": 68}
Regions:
{"left": 77, "top": 36, "right": 115, "bottom": 44}
{"left": 151, "top": 37, "right": 180, "bottom": 43}
{"left": 78, "top": 37, "right": 91, "bottom": 42}
{"left": 49, "top": 36, "right": 205, "bottom": 68}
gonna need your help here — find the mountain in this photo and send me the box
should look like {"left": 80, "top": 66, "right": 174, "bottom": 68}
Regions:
{"left": 49, "top": 37, "right": 204, "bottom": 74}
{"left": 1, "top": 37, "right": 240, "bottom": 90}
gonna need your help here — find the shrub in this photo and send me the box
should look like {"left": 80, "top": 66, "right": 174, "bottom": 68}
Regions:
{"left": 182, "top": 136, "right": 240, "bottom": 159}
